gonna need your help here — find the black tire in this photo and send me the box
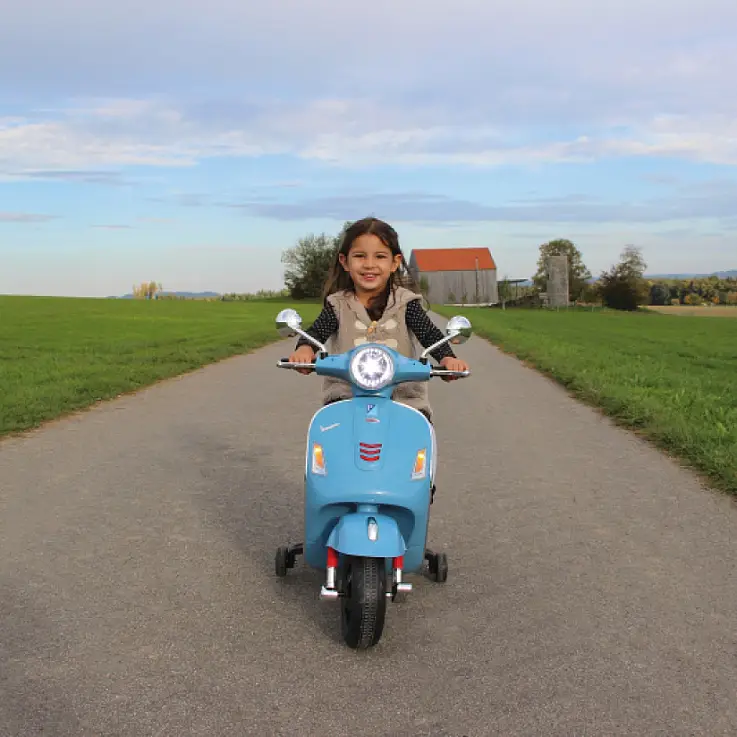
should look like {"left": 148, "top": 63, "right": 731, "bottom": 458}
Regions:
{"left": 275, "top": 547, "right": 288, "bottom": 577}
{"left": 434, "top": 552, "right": 448, "bottom": 583}
{"left": 340, "top": 556, "right": 387, "bottom": 649}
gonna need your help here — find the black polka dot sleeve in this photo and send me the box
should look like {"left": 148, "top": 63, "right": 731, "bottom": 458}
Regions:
{"left": 405, "top": 299, "right": 456, "bottom": 362}
{"left": 295, "top": 303, "right": 339, "bottom": 350}
{"left": 295, "top": 298, "right": 455, "bottom": 362}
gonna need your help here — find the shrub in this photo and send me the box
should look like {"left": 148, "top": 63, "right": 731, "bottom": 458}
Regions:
{"left": 597, "top": 246, "right": 649, "bottom": 311}
{"left": 649, "top": 283, "right": 670, "bottom": 306}
{"left": 598, "top": 275, "right": 648, "bottom": 310}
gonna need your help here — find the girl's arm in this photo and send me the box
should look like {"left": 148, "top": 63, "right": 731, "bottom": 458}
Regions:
{"left": 405, "top": 299, "right": 457, "bottom": 362}
{"left": 295, "top": 302, "right": 338, "bottom": 351}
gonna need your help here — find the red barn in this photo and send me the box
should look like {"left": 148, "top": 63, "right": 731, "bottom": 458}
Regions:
{"left": 408, "top": 247, "right": 498, "bottom": 305}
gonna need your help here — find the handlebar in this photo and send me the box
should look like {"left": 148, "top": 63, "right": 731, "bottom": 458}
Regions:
{"left": 429, "top": 368, "right": 471, "bottom": 378}
{"left": 277, "top": 359, "right": 469, "bottom": 378}
{"left": 278, "top": 359, "right": 316, "bottom": 371}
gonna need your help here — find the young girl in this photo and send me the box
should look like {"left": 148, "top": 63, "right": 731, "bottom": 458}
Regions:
{"left": 288, "top": 216, "right": 470, "bottom": 422}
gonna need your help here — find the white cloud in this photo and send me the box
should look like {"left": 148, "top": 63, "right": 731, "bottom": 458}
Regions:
{"left": 2, "top": 97, "right": 737, "bottom": 178}
{"left": 1, "top": 0, "right": 735, "bottom": 175}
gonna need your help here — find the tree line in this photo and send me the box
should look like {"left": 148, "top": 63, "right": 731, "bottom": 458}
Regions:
{"left": 647, "top": 278, "right": 737, "bottom": 307}
{"left": 131, "top": 281, "right": 163, "bottom": 299}
{"left": 530, "top": 239, "right": 737, "bottom": 309}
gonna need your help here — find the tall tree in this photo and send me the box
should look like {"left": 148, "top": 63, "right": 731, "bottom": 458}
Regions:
{"left": 533, "top": 239, "right": 592, "bottom": 299}
{"left": 281, "top": 221, "right": 352, "bottom": 299}
{"left": 616, "top": 245, "right": 647, "bottom": 279}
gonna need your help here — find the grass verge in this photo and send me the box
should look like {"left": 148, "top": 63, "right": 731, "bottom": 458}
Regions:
{"left": 435, "top": 305, "right": 737, "bottom": 494}
{"left": 0, "top": 296, "right": 319, "bottom": 437}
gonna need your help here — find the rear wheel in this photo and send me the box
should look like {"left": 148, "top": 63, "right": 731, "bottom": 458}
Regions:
{"left": 340, "top": 556, "right": 387, "bottom": 649}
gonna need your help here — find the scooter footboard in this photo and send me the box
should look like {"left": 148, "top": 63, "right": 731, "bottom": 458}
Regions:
{"left": 326, "top": 512, "right": 406, "bottom": 559}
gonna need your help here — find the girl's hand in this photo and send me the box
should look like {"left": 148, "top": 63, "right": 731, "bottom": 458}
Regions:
{"left": 289, "top": 345, "right": 317, "bottom": 375}
{"left": 438, "top": 356, "right": 469, "bottom": 381}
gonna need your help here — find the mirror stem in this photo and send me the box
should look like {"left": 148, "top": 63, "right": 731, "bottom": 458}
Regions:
{"left": 293, "top": 326, "right": 328, "bottom": 355}
{"left": 419, "top": 331, "right": 458, "bottom": 361}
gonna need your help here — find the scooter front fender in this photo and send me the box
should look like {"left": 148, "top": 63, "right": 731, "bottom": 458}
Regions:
{"left": 326, "top": 513, "right": 407, "bottom": 559}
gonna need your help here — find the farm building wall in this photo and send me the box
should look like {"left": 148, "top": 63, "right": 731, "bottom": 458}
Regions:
{"left": 415, "top": 269, "right": 498, "bottom": 305}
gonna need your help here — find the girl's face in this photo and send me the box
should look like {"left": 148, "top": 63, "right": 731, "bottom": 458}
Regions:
{"left": 339, "top": 234, "right": 402, "bottom": 296}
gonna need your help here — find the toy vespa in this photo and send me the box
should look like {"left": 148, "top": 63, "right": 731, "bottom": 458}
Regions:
{"left": 273, "top": 308, "right": 472, "bottom": 649}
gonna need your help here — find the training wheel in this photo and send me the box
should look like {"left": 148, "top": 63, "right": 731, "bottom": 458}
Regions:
{"left": 275, "top": 546, "right": 289, "bottom": 577}
{"left": 434, "top": 552, "right": 448, "bottom": 583}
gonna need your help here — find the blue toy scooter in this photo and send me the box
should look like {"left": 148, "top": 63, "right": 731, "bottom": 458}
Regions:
{"left": 274, "top": 308, "right": 472, "bottom": 649}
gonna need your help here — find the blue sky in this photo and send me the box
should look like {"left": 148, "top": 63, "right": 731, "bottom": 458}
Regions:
{"left": 2, "top": 0, "right": 736, "bottom": 297}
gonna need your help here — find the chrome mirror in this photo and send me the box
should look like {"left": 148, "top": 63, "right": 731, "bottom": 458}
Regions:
{"left": 419, "top": 314, "right": 472, "bottom": 360}
{"left": 275, "top": 308, "right": 329, "bottom": 354}
{"left": 446, "top": 315, "right": 472, "bottom": 344}
{"left": 276, "top": 308, "right": 302, "bottom": 338}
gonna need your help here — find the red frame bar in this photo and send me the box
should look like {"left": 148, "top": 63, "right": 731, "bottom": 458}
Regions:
{"left": 327, "top": 547, "right": 339, "bottom": 568}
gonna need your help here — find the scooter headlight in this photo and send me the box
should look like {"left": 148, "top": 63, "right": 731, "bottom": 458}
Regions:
{"left": 349, "top": 346, "right": 395, "bottom": 391}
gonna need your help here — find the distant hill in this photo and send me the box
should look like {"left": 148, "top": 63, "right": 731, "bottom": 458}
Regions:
{"left": 646, "top": 270, "right": 737, "bottom": 280}
{"left": 112, "top": 291, "right": 222, "bottom": 299}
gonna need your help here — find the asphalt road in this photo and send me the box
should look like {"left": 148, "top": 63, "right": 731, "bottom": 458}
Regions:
{"left": 2, "top": 319, "right": 737, "bottom": 737}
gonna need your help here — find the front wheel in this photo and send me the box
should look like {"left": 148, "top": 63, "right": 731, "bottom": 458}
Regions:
{"left": 340, "top": 556, "right": 387, "bottom": 649}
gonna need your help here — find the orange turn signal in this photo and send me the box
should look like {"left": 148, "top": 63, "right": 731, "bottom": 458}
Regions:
{"left": 311, "top": 443, "right": 326, "bottom": 475}
{"left": 412, "top": 448, "right": 427, "bottom": 480}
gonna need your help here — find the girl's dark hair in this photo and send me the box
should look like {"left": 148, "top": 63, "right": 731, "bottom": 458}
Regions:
{"left": 322, "top": 216, "right": 417, "bottom": 321}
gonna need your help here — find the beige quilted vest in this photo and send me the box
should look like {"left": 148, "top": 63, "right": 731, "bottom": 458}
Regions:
{"left": 322, "top": 286, "right": 432, "bottom": 420}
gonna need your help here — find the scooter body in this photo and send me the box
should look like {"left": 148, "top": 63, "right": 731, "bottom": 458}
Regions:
{"left": 274, "top": 309, "right": 471, "bottom": 649}
{"left": 303, "top": 378, "right": 436, "bottom": 575}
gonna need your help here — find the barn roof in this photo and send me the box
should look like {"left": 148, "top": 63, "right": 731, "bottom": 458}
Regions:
{"left": 411, "top": 247, "right": 496, "bottom": 272}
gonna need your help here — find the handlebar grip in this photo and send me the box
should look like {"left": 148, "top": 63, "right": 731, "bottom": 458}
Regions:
{"left": 430, "top": 369, "right": 471, "bottom": 378}
{"left": 277, "top": 360, "right": 317, "bottom": 371}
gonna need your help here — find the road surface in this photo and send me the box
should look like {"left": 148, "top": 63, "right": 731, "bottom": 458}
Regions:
{"left": 2, "top": 320, "right": 737, "bottom": 736}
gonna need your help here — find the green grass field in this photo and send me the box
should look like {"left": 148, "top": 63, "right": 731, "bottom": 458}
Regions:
{"left": 4, "top": 296, "right": 736, "bottom": 494}
{"left": 0, "top": 296, "right": 319, "bottom": 437}
{"left": 435, "top": 305, "right": 737, "bottom": 494}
